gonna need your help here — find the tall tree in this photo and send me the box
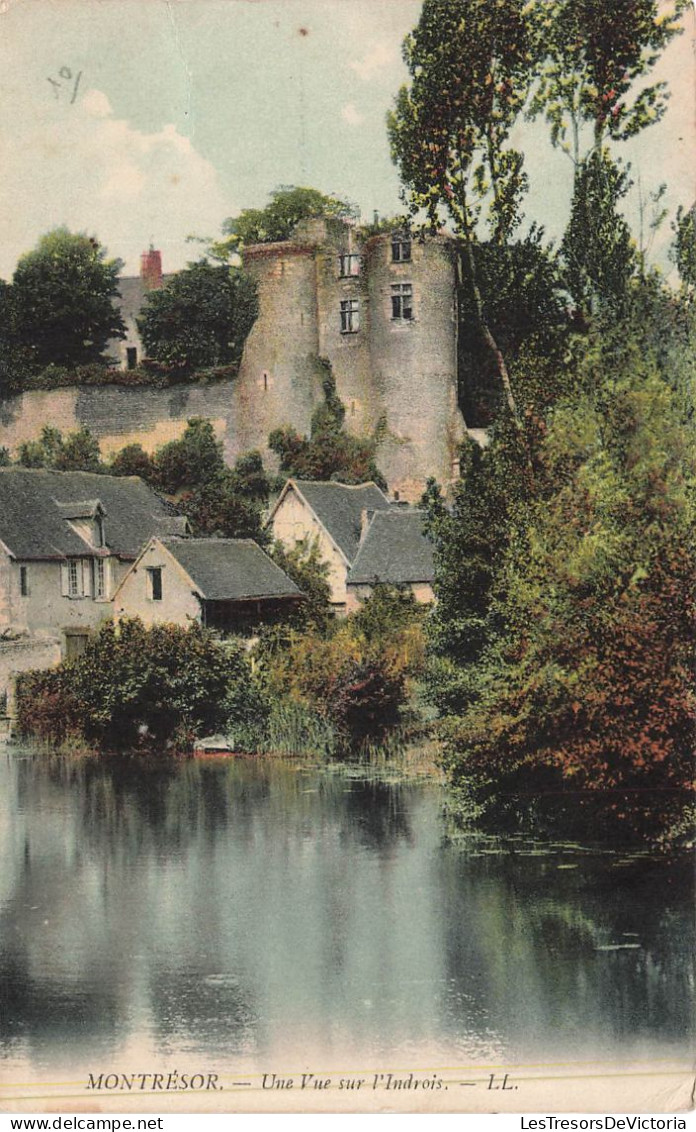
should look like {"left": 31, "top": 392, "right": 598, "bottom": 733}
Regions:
{"left": 529, "top": 0, "right": 688, "bottom": 166}
{"left": 138, "top": 261, "right": 257, "bottom": 371}
{"left": 561, "top": 149, "right": 637, "bottom": 317}
{"left": 12, "top": 228, "right": 125, "bottom": 368}
{"left": 388, "top": 0, "right": 536, "bottom": 436}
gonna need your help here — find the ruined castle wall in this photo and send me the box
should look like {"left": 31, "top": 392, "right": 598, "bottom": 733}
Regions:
{"left": 229, "top": 243, "right": 325, "bottom": 465}
{"left": 367, "top": 235, "right": 464, "bottom": 500}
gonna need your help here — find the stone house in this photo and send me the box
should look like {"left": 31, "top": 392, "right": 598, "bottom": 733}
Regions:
{"left": 113, "top": 536, "right": 303, "bottom": 634}
{"left": 345, "top": 508, "right": 435, "bottom": 612}
{"left": 0, "top": 468, "right": 188, "bottom": 656}
{"left": 268, "top": 478, "right": 392, "bottom": 611}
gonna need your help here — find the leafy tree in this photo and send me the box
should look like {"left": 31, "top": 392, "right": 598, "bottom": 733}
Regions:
{"left": 56, "top": 426, "right": 102, "bottom": 472}
{"left": 11, "top": 228, "right": 125, "bottom": 368}
{"left": 109, "top": 443, "right": 157, "bottom": 481}
{"left": 458, "top": 229, "right": 570, "bottom": 423}
{"left": 138, "top": 260, "right": 258, "bottom": 371}
{"left": 561, "top": 149, "right": 637, "bottom": 317}
{"left": 269, "top": 364, "right": 387, "bottom": 488}
{"left": 436, "top": 323, "right": 695, "bottom": 841}
{"left": 529, "top": 0, "right": 688, "bottom": 163}
{"left": 211, "top": 186, "right": 357, "bottom": 258}
{"left": 388, "top": 0, "right": 537, "bottom": 438}
{"left": 182, "top": 468, "right": 268, "bottom": 542}
{"left": 154, "top": 418, "right": 225, "bottom": 495}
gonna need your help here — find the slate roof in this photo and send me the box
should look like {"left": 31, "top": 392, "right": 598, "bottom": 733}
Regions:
{"left": 347, "top": 509, "right": 435, "bottom": 586}
{"left": 162, "top": 538, "right": 303, "bottom": 602}
{"left": 286, "top": 480, "right": 391, "bottom": 562}
{"left": 0, "top": 469, "right": 187, "bottom": 560}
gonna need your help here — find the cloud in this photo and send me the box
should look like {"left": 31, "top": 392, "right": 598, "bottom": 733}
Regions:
{"left": 0, "top": 88, "right": 229, "bottom": 278}
{"left": 341, "top": 103, "right": 364, "bottom": 127}
{"left": 349, "top": 42, "right": 399, "bottom": 82}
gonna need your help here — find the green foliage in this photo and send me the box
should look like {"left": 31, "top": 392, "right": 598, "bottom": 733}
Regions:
{"left": 388, "top": 0, "right": 535, "bottom": 242}
{"left": 270, "top": 538, "right": 333, "bottom": 631}
{"left": 16, "top": 425, "right": 103, "bottom": 472}
{"left": 212, "top": 186, "right": 357, "bottom": 257}
{"left": 11, "top": 228, "right": 125, "bottom": 369}
{"left": 109, "top": 444, "right": 157, "bottom": 481}
{"left": 431, "top": 305, "right": 696, "bottom": 842}
{"left": 269, "top": 363, "right": 387, "bottom": 489}
{"left": 16, "top": 619, "right": 257, "bottom": 750}
{"left": 529, "top": 0, "right": 687, "bottom": 158}
{"left": 561, "top": 150, "right": 637, "bottom": 317}
{"left": 260, "top": 587, "right": 426, "bottom": 749}
{"left": 458, "top": 229, "right": 570, "bottom": 423}
{"left": 154, "top": 418, "right": 225, "bottom": 494}
{"left": 137, "top": 260, "right": 258, "bottom": 371}
{"left": 672, "top": 203, "right": 696, "bottom": 289}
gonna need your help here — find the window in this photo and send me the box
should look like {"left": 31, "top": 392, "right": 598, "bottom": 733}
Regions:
{"left": 93, "top": 558, "right": 106, "bottom": 599}
{"left": 391, "top": 236, "right": 412, "bottom": 263}
{"left": 391, "top": 283, "right": 413, "bottom": 321}
{"left": 126, "top": 347, "right": 137, "bottom": 370}
{"left": 20, "top": 566, "right": 27, "bottom": 597}
{"left": 340, "top": 298, "right": 360, "bottom": 334}
{"left": 338, "top": 253, "right": 360, "bottom": 277}
{"left": 68, "top": 560, "right": 80, "bottom": 597}
{"left": 94, "top": 515, "right": 105, "bottom": 547}
{"left": 147, "top": 566, "right": 163, "bottom": 602}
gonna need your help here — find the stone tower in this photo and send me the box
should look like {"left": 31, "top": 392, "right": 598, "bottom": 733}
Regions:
{"left": 231, "top": 218, "right": 465, "bottom": 500}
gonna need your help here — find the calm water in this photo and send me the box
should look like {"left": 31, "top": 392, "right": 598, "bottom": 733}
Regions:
{"left": 0, "top": 748, "right": 693, "bottom": 1076}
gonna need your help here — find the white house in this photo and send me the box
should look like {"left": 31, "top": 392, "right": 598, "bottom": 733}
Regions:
{"left": 114, "top": 536, "right": 303, "bottom": 635}
{"left": 0, "top": 468, "right": 188, "bottom": 657}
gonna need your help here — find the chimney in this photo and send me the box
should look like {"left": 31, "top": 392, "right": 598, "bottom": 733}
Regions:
{"left": 140, "top": 246, "right": 163, "bottom": 291}
{"left": 359, "top": 508, "right": 375, "bottom": 543}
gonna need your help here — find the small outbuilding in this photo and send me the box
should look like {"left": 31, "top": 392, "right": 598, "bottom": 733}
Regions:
{"left": 114, "top": 536, "right": 303, "bottom": 634}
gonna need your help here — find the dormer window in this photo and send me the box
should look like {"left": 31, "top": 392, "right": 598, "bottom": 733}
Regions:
{"left": 95, "top": 514, "right": 105, "bottom": 547}
{"left": 339, "top": 253, "right": 360, "bottom": 278}
{"left": 391, "top": 236, "right": 412, "bottom": 263}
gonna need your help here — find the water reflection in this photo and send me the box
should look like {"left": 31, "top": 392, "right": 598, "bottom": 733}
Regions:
{"left": 0, "top": 750, "right": 692, "bottom": 1072}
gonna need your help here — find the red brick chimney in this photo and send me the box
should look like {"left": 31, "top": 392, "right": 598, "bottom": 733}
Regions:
{"left": 140, "top": 246, "right": 163, "bottom": 291}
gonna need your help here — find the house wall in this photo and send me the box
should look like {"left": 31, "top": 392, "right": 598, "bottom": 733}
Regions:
{"left": 270, "top": 487, "right": 349, "bottom": 608}
{"left": 0, "top": 555, "right": 121, "bottom": 636}
{"left": 114, "top": 541, "right": 202, "bottom": 628}
{"left": 345, "top": 580, "right": 434, "bottom": 613}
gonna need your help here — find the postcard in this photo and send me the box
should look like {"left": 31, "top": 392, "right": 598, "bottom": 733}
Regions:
{"left": 0, "top": 0, "right": 694, "bottom": 1116}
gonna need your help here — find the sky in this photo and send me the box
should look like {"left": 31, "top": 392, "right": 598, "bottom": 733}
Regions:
{"left": 0, "top": 0, "right": 693, "bottom": 281}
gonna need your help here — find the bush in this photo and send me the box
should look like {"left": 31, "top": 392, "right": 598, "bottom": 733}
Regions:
{"left": 16, "top": 619, "right": 259, "bottom": 752}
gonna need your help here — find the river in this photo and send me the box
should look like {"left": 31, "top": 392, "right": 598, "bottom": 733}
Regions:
{"left": 0, "top": 748, "right": 693, "bottom": 1107}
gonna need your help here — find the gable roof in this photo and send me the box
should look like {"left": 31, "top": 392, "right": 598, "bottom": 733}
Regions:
{"left": 347, "top": 509, "right": 435, "bottom": 586}
{"left": 274, "top": 479, "right": 391, "bottom": 563}
{"left": 0, "top": 469, "right": 186, "bottom": 560}
{"left": 161, "top": 538, "right": 302, "bottom": 602}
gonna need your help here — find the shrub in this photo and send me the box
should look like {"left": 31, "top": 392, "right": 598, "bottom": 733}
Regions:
{"left": 16, "top": 619, "right": 259, "bottom": 751}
